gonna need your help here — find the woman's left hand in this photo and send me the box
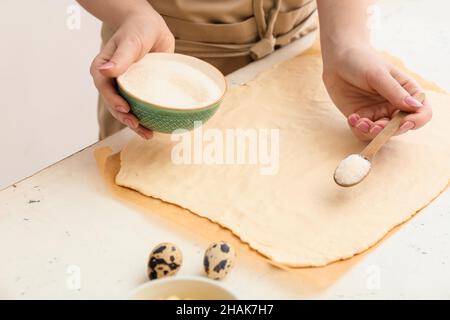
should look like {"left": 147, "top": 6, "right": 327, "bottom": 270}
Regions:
{"left": 322, "top": 44, "right": 432, "bottom": 141}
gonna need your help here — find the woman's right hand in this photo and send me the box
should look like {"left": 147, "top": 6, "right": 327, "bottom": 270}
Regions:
{"left": 90, "top": 9, "right": 175, "bottom": 139}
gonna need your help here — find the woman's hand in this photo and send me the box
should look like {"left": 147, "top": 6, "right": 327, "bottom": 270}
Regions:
{"left": 322, "top": 44, "right": 432, "bottom": 141}
{"left": 90, "top": 10, "right": 175, "bottom": 139}
{"left": 316, "top": 0, "right": 432, "bottom": 141}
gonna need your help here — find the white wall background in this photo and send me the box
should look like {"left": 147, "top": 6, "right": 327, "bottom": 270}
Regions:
{"left": 0, "top": 0, "right": 100, "bottom": 189}
{"left": 370, "top": 0, "right": 450, "bottom": 91}
{"left": 1, "top": 0, "right": 450, "bottom": 189}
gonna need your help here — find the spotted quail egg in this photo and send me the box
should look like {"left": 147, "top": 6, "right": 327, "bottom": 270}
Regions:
{"left": 147, "top": 242, "right": 182, "bottom": 280}
{"left": 203, "top": 241, "right": 236, "bottom": 280}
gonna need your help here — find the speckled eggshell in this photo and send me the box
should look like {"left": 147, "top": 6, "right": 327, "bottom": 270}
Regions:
{"left": 203, "top": 241, "right": 236, "bottom": 280}
{"left": 147, "top": 242, "right": 182, "bottom": 280}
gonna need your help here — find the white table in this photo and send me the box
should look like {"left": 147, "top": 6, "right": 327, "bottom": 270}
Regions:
{"left": 2, "top": 4, "right": 450, "bottom": 298}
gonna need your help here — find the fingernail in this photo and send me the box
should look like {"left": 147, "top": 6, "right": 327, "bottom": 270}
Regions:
{"left": 138, "top": 129, "right": 153, "bottom": 140}
{"left": 124, "top": 119, "right": 137, "bottom": 129}
{"left": 116, "top": 106, "right": 128, "bottom": 113}
{"left": 356, "top": 121, "right": 370, "bottom": 133}
{"left": 400, "top": 121, "right": 415, "bottom": 131}
{"left": 348, "top": 114, "right": 360, "bottom": 127}
{"left": 404, "top": 96, "right": 423, "bottom": 108}
{"left": 137, "top": 132, "right": 148, "bottom": 139}
{"left": 370, "top": 125, "right": 383, "bottom": 135}
{"left": 98, "top": 61, "right": 115, "bottom": 70}
{"left": 137, "top": 130, "right": 152, "bottom": 140}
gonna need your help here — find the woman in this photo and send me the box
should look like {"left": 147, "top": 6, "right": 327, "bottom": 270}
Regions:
{"left": 77, "top": 0, "right": 431, "bottom": 141}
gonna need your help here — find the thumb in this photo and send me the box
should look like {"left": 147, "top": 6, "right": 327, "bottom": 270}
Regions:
{"left": 98, "top": 36, "right": 145, "bottom": 78}
{"left": 368, "top": 69, "right": 423, "bottom": 112}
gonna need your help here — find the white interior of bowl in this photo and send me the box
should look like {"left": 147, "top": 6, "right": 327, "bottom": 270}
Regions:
{"left": 117, "top": 53, "right": 226, "bottom": 111}
{"left": 128, "top": 276, "right": 237, "bottom": 300}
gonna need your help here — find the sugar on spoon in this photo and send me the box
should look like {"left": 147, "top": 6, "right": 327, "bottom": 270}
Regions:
{"left": 334, "top": 92, "right": 426, "bottom": 187}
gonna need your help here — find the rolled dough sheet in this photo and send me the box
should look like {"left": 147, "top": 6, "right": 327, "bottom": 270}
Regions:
{"left": 115, "top": 49, "right": 450, "bottom": 267}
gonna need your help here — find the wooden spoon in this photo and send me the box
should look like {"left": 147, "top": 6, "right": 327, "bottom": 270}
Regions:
{"left": 334, "top": 92, "right": 426, "bottom": 187}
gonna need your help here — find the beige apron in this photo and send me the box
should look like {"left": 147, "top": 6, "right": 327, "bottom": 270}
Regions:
{"left": 98, "top": 0, "right": 317, "bottom": 139}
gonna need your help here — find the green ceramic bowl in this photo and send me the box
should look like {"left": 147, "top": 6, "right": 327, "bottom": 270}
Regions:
{"left": 117, "top": 53, "right": 227, "bottom": 133}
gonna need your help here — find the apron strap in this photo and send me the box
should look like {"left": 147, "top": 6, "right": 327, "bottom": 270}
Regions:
{"left": 250, "top": 0, "right": 282, "bottom": 60}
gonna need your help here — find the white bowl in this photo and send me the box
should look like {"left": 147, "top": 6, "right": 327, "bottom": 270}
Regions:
{"left": 128, "top": 276, "right": 238, "bottom": 300}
